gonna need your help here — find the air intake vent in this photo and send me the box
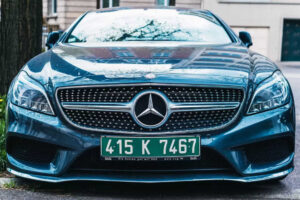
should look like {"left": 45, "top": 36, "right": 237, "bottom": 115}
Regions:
{"left": 7, "top": 137, "right": 57, "bottom": 164}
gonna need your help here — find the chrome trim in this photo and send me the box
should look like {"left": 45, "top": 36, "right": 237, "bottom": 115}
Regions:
{"left": 169, "top": 102, "right": 240, "bottom": 112}
{"left": 62, "top": 101, "right": 240, "bottom": 113}
{"left": 55, "top": 83, "right": 246, "bottom": 135}
{"left": 62, "top": 102, "right": 131, "bottom": 112}
{"left": 55, "top": 82, "right": 243, "bottom": 89}
{"left": 131, "top": 90, "right": 169, "bottom": 129}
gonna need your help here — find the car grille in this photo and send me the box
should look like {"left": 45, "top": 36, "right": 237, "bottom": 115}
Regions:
{"left": 63, "top": 109, "right": 238, "bottom": 132}
{"left": 57, "top": 85, "right": 244, "bottom": 133}
{"left": 57, "top": 86, "right": 243, "bottom": 103}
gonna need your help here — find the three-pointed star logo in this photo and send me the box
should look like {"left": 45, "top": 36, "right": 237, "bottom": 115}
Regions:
{"left": 137, "top": 94, "right": 165, "bottom": 119}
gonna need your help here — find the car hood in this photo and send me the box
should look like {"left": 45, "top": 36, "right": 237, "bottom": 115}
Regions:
{"left": 24, "top": 42, "right": 277, "bottom": 91}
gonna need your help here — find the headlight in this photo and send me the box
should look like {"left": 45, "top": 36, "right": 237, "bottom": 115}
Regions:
{"left": 247, "top": 71, "right": 290, "bottom": 114}
{"left": 11, "top": 71, "right": 54, "bottom": 115}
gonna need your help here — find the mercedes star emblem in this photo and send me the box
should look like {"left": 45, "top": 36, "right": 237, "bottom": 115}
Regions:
{"left": 133, "top": 91, "right": 168, "bottom": 129}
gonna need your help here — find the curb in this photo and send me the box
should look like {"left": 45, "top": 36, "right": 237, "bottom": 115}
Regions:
{"left": 0, "top": 178, "right": 16, "bottom": 187}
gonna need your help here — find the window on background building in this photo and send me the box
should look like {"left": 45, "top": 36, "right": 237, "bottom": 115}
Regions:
{"left": 48, "top": 0, "right": 57, "bottom": 15}
{"left": 156, "top": 0, "right": 176, "bottom": 6}
{"left": 97, "top": 0, "right": 120, "bottom": 9}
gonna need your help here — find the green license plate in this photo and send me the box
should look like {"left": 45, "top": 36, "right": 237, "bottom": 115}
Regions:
{"left": 100, "top": 136, "right": 200, "bottom": 161}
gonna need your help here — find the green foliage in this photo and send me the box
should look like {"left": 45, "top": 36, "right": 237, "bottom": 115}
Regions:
{"left": 0, "top": 95, "right": 7, "bottom": 171}
{"left": 0, "top": 96, "right": 6, "bottom": 119}
{"left": 2, "top": 180, "right": 17, "bottom": 189}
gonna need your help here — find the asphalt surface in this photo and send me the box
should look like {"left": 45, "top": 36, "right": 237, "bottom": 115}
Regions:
{"left": 0, "top": 63, "right": 300, "bottom": 200}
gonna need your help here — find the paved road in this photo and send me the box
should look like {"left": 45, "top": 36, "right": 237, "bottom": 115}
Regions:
{"left": 1, "top": 63, "right": 300, "bottom": 200}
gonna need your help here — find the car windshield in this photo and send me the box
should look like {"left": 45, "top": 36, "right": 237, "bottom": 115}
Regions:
{"left": 66, "top": 9, "right": 232, "bottom": 44}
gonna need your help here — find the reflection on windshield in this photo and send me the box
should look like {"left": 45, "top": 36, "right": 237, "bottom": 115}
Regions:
{"left": 67, "top": 9, "right": 232, "bottom": 44}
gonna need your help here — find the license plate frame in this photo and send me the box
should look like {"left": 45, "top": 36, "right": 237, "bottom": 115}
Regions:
{"left": 100, "top": 135, "right": 201, "bottom": 161}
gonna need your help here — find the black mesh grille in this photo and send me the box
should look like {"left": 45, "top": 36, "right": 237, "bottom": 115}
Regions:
{"left": 63, "top": 109, "right": 238, "bottom": 132}
{"left": 57, "top": 86, "right": 243, "bottom": 103}
{"left": 244, "top": 138, "right": 293, "bottom": 165}
{"left": 58, "top": 85, "right": 244, "bottom": 133}
{"left": 70, "top": 147, "right": 232, "bottom": 172}
{"left": 7, "top": 137, "right": 57, "bottom": 164}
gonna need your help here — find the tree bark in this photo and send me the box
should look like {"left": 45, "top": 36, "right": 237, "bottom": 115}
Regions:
{"left": 0, "top": 0, "right": 42, "bottom": 94}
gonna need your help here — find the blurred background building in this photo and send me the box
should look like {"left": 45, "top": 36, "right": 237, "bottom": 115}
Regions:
{"left": 42, "top": 0, "right": 300, "bottom": 62}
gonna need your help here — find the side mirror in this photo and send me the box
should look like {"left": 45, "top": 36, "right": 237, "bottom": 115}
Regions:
{"left": 46, "top": 30, "right": 63, "bottom": 49}
{"left": 239, "top": 31, "right": 253, "bottom": 48}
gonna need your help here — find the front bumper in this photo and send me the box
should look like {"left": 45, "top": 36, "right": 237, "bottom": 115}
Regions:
{"left": 6, "top": 101, "right": 295, "bottom": 183}
{"left": 7, "top": 167, "right": 293, "bottom": 183}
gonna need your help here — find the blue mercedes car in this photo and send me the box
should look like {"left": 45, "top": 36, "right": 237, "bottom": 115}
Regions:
{"left": 5, "top": 7, "right": 295, "bottom": 183}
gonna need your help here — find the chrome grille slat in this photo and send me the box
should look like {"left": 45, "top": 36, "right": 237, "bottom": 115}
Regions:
{"left": 61, "top": 102, "right": 240, "bottom": 112}
{"left": 56, "top": 85, "right": 244, "bottom": 134}
{"left": 169, "top": 102, "right": 240, "bottom": 112}
{"left": 61, "top": 102, "right": 131, "bottom": 112}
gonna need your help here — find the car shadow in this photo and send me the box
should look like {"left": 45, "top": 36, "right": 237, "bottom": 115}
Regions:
{"left": 15, "top": 178, "right": 289, "bottom": 199}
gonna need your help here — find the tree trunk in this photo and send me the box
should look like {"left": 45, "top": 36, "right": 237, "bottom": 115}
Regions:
{"left": 0, "top": 0, "right": 42, "bottom": 94}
